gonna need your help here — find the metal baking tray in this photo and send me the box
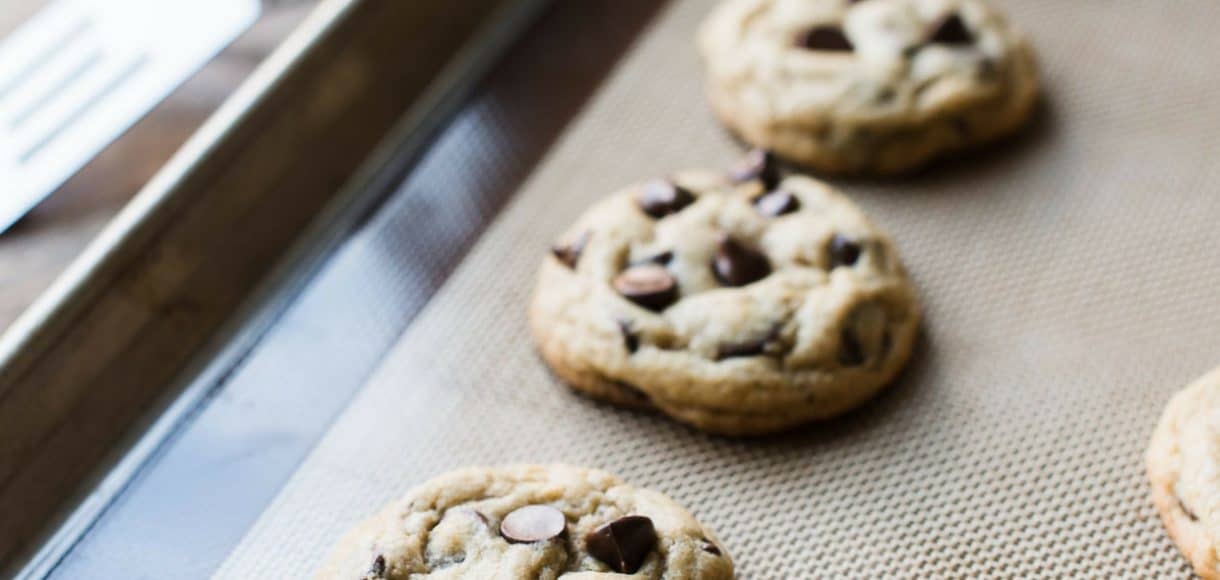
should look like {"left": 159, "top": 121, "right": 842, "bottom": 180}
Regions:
{"left": 16, "top": 0, "right": 1220, "bottom": 577}
{"left": 2, "top": 0, "right": 550, "bottom": 575}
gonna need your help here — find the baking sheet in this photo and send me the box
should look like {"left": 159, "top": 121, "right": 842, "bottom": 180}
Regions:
{"left": 216, "top": 0, "right": 1220, "bottom": 576}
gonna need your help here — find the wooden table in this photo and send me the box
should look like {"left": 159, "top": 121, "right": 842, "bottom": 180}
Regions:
{"left": 0, "top": 2, "right": 312, "bottom": 331}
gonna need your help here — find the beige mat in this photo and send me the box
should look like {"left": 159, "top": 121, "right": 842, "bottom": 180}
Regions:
{"left": 216, "top": 0, "right": 1220, "bottom": 576}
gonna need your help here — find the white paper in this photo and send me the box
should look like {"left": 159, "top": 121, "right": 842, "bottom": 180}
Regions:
{"left": 0, "top": 0, "right": 260, "bottom": 232}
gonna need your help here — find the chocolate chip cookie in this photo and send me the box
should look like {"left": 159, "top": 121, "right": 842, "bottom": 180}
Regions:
{"left": 316, "top": 465, "right": 733, "bottom": 579}
{"left": 1148, "top": 366, "right": 1220, "bottom": 579}
{"left": 530, "top": 152, "right": 920, "bottom": 435}
{"left": 699, "top": 0, "right": 1039, "bottom": 174}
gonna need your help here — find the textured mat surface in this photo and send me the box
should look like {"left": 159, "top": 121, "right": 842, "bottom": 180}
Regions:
{"left": 217, "top": 0, "right": 1220, "bottom": 576}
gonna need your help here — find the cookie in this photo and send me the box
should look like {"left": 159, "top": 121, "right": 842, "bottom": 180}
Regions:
{"left": 698, "top": 0, "right": 1039, "bottom": 175}
{"left": 315, "top": 465, "right": 733, "bottom": 579}
{"left": 529, "top": 153, "right": 920, "bottom": 435}
{"left": 1148, "top": 366, "right": 1220, "bottom": 578}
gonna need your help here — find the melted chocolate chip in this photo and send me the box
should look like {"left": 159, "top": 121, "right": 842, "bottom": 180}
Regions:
{"left": 829, "top": 234, "right": 862, "bottom": 268}
{"left": 754, "top": 190, "right": 800, "bottom": 217}
{"left": 928, "top": 13, "right": 973, "bottom": 45}
{"left": 370, "top": 555, "right": 386, "bottom": 577}
{"left": 716, "top": 337, "right": 769, "bottom": 361}
{"left": 586, "top": 515, "right": 658, "bottom": 574}
{"left": 618, "top": 319, "right": 639, "bottom": 353}
{"left": 646, "top": 250, "right": 674, "bottom": 265}
{"left": 551, "top": 230, "right": 590, "bottom": 269}
{"left": 637, "top": 180, "right": 695, "bottom": 218}
{"left": 713, "top": 235, "right": 771, "bottom": 287}
{"left": 797, "top": 25, "right": 853, "bottom": 52}
{"left": 500, "top": 505, "right": 567, "bottom": 543}
{"left": 730, "top": 149, "right": 781, "bottom": 190}
{"left": 614, "top": 264, "right": 679, "bottom": 311}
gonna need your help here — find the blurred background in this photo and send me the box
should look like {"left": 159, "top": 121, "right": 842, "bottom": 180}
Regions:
{"left": 0, "top": 0, "right": 314, "bottom": 331}
{"left": 0, "top": 1, "right": 553, "bottom": 576}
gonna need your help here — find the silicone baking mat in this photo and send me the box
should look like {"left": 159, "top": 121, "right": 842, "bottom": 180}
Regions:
{"left": 217, "top": 0, "right": 1220, "bottom": 576}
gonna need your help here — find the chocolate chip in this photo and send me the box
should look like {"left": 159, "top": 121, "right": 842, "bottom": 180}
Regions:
{"left": 839, "top": 328, "right": 866, "bottom": 367}
{"left": 716, "top": 338, "right": 768, "bottom": 361}
{"left": 369, "top": 555, "right": 386, "bottom": 577}
{"left": 797, "top": 25, "right": 853, "bottom": 52}
{"left": 928, "top": 13, "right": 973, "bottom": 45}
{"left": 701, "top": 540, "right": 722, "bottom": 556}
{"left": 829, "top": 234, "right": 861, "bottom": 269}
{"left": 618, "top": 319, "right": 639, "bottom": 353}
{"left": 500, "top": 505, "right": 566, "bottom": 543}
{"left": 585, "top": 515, "right": 657, "bottom": 574}
{"left": 637, "top": 180, "right": 695, "bottom": 218}
{"left": 614, "top": 264, "right": 679, "bottom": 311}
{"left": 754, "top": 190, "right": 800, "bottom": 217}
{"left": 646, "top": 250, "right": 674, "bottom": 266}
{"left": 730, "top": 149, "right": 781, "bottom": 190}
{"left": 551, "top": 230, "right": 590, "bottom": 269}
{"left": 713, "top": 234, "right": 771, "bottom": 287}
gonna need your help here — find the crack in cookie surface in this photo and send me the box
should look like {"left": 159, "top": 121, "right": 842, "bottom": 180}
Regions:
{"left": 530, "top": 159, "right": 920, "bottom": 435}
